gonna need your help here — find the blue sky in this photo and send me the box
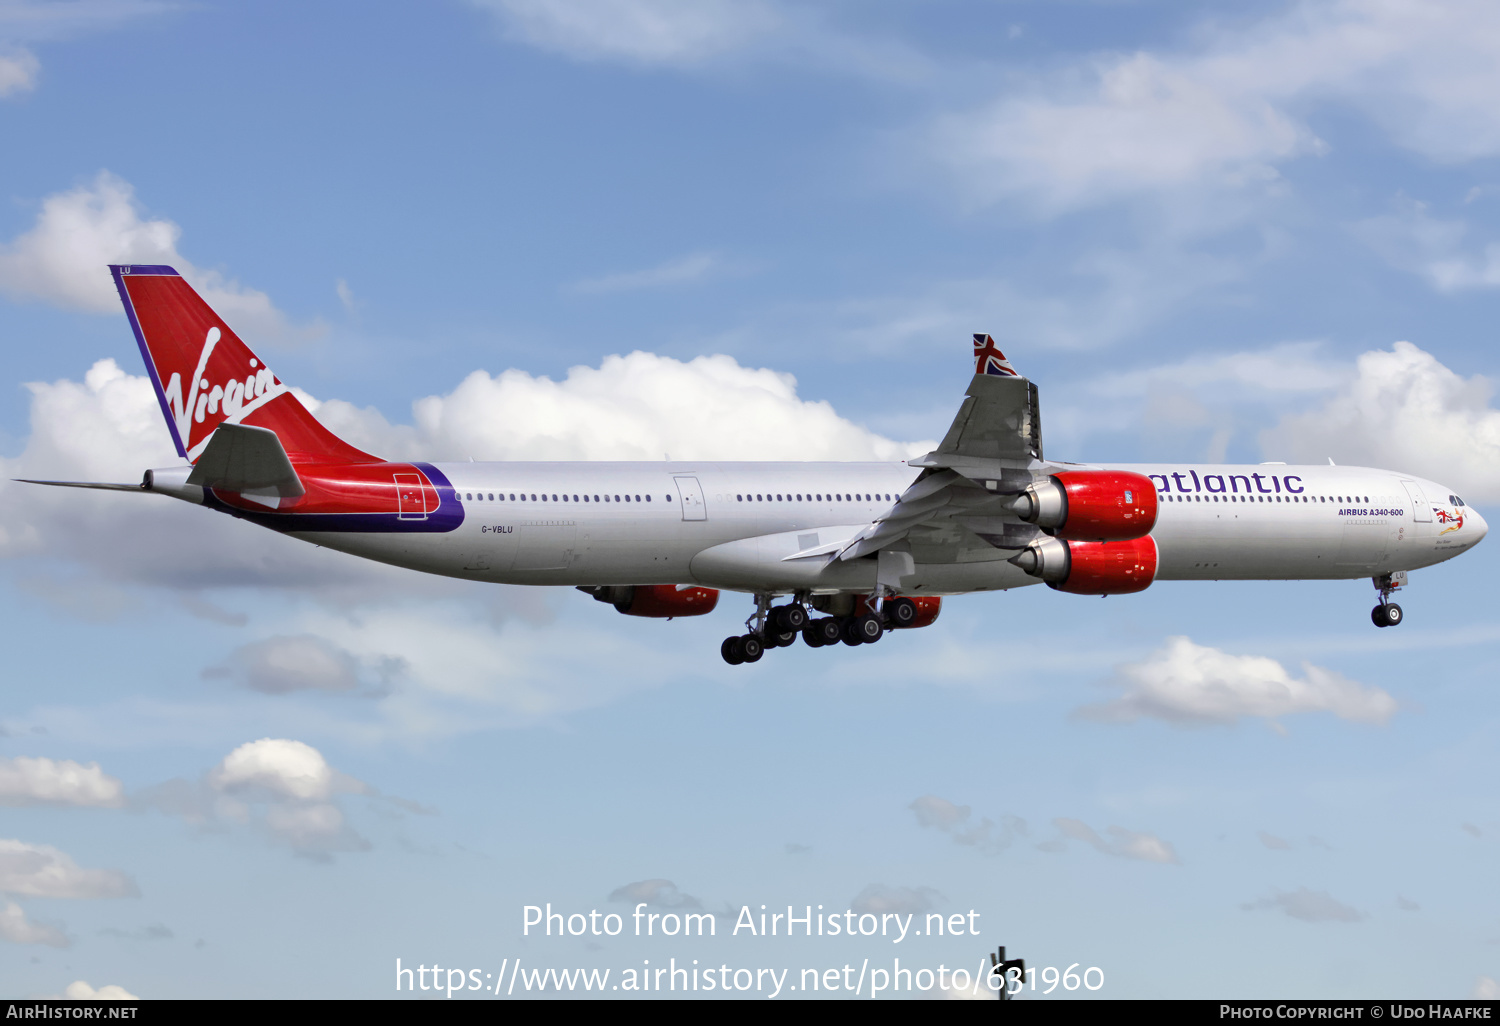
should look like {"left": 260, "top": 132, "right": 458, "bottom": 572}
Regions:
{"left": 2, "top": 0, "right": 1499, "bottom": 1001}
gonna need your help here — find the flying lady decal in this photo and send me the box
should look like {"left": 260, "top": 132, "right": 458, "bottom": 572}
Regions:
{"left": 1435, "top": 507, "right": 1466, "bottom": 535}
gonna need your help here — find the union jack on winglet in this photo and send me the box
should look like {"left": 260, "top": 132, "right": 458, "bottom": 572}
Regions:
{"left": 973, "top": 333, "right": 1020, "bottom": 377}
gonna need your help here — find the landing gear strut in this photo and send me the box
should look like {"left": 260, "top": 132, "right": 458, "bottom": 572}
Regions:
{"left": 720, "top": 594, "right": 809, "bottom": 664}
{"left": 1371, "top": 571, "right": 1407, "bottom": 628}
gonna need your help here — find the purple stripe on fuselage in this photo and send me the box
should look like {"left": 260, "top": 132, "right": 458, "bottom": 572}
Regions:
{"left": 200, "top": 463, "right": 465, "bottom": 534}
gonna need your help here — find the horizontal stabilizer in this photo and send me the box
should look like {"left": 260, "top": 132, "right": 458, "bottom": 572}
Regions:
{"left": 186, "top": 423, "right": 305, "bottom": 501}
{"left": 13, "top": 478, "right": 145, "bottom": 492}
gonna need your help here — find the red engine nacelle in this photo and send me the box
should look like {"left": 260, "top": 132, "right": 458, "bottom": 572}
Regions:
{"left": 1012, "top": 470, "right": 1158, "bottom": 541}
{"left": 840, "top": 594, "right": 942, "bottom": 628}
{"left": 580, "top": 585, "right": 719, "bottom": 618}
{"left": 1010, "top": 536, "right": 1157, "bottom": 595}
{"left": 889, "top": 595, "right": 942, "bottom": 628}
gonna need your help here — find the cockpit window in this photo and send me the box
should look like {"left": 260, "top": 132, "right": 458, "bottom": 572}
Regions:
{"left": 1451, "top": 494, "right": 1465, "bottom": 506}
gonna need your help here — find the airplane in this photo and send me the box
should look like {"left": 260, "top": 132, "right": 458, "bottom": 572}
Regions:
{"left": 19, "top": 265, "right": 1489, "bottom": 665}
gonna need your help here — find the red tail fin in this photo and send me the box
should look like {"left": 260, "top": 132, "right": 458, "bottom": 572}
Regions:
{"left": 110, "top": 264, "right": 377, "bottom": 465}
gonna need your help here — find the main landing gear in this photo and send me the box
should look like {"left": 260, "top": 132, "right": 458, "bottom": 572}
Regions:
{"left": 1371, "top": 571, "right": 1407, "bottom": 629}
{"left": 720, "top": 594, "right": 918, "bottom": 664}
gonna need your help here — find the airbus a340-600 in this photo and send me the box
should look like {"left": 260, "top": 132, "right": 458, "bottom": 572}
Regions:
{"left": 23, "top": 265, "right": 1488, "bottom": 664}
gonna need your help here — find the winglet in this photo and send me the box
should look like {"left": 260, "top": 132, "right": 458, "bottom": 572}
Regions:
{"left": 973, "top": 334, "right": 1020, "bottom": 377}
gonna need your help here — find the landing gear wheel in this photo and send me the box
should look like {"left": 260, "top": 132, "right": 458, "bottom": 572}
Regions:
{"left": 840, "top": 618, "right": 863, "bottom": 646}
{"left": 855, "top": 612, "right": 884, "bottom": 644}
{"left": 740, "top": 635, "right": 765, "bottom": 662}
{"left": 801, "top": 625, "right": 826, "bottom": 648}
{"left": 814, "top": 618, "right": 842, "bottom": 646}
{"left": 770, "top": 630, "right": 797, "bottom": 648}
{"left": 721, "top": 636, "right": 745, "bottom": 665}
{"left": 1372, "top": 603, "right": 1403, "bottom": 628}
{"left": 886, "top": 597, "right": 917, "bottom": 629}
{"left": 771, "top": 604, "right": 808, "bottom": 632}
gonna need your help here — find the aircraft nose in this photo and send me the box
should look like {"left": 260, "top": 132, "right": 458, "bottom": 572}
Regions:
{"left": 1472, "top": 507, "right": 1489, "bottom": 544}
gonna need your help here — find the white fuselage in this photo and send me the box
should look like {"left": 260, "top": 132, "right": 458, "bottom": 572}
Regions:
{"left": 286, "top": 461, "right": 1487, "bottom": 596}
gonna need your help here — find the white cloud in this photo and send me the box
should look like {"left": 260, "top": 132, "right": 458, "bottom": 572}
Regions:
{"left": 470, "top": 0, "right": 931, "bottom": 82}
{"left": 0, "top": 47, "right": 38, "bottom": 96}
{"left": 1352, "top": 199, "right": 1500, "bottom": 292}
{"left": 1242, "top": 887, "right": 1363, "bottom": 923}
{"left": 570, "top": 251, "right": 720, "bottom": 294}
{"left": 63, "top": 981, "right": 138, "bottom": 1000}
{"left": 1262, "top": 342, "right": 1500, "bottom": 502}
{"left": 0, "top": 839, "right": 137, "bottom": 899}
{"left": 0, "top": 1, "right": 171, "bottom": 42}
{"left": 210, "top": 738, "right": 343, "bottom": 802}
{"left": 927, "top": 0, "right": 1500, "bottom": 212}
{"left": 0, "top": 756, "right": 124, "bottom": 807}
{"left": 315, "top": 350, "right": 927, "bottom": 463}
{"left": 473, "top": 0, "right": 778, "bottom": 67}
{"left": 261, "top": 802, "right": 358, "bottom": 854}
{"left": 0, "top": 171, "right": 295, "bottom": 340}
{"left": 1095, "top": 342, "right": 1348, "bottom": 398}
{"left": 849, "top": 883, "right": 940, "bottom": 916}
{"left": 608, "top": 879, "right": 701, "bottom": 909}
{"left": 932, "top": 51, "right": 1317, "bottom": 212}
{"left": 1475, "top": 976, "right": 1500, "bottom": 999}
{"left": 1080, "top": 637, "right": 1397, "bottom": 726}
{"left": 0, "top": 901, "right": 67, "bottom": 947}
{"left": 205, "top": 635, "right": 369, "bottom": 695}
{"left": 145, "top": 739, "right": 371, "bottom": 858}
{"left": 1054, "top": 818, "right": 1180, "bottom": 864}
{"left": 300, "top": 603, "right": 680, "bottom": 727}
{"left": 909, "top": 795, "right": 1027, "bottom": 855}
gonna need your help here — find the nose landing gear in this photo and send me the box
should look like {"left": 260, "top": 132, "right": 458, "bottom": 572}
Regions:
{"left": 1371, "top": 571, "right": 1407, "bottom": 628}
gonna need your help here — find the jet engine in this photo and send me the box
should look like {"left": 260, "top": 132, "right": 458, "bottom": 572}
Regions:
{"left": 1009, "top": 536, "right": 1158, "bottom": 595}
{"left": 1008, "top": 470, "right": 1158, "bottom": 541}
{"left": 884, "top": 595, "right": 943, "bottom": 629}
{"left": 579, "top": 585, "right": 719, "bottom": 617}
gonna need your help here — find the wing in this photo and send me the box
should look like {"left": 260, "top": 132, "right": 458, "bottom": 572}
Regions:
{"left": 838, "top": 335, "right": 1047, "bottom": 564}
